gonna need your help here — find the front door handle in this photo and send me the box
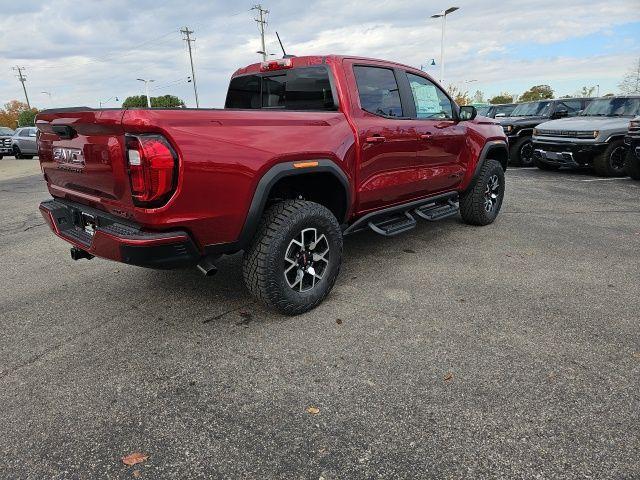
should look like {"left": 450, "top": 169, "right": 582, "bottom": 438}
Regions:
{"left": 419, "top": 133, "right": 433, "bottom": 140}
{"left": 365, "top": 135, "right": 386, "bottom": 144}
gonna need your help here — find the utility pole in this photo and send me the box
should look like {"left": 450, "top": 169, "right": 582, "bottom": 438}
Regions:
{"left": 252, "top": 4, "right": 269, "bottom": 61}
{"left": 180, "top": 27, "right": 200, "bottom": 108}
{"left": 13, "top": 66, "right": 31, "bottom": 108}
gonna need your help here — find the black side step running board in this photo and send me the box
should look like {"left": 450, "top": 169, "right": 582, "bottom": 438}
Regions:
{"left": 343, "top": 191, "right": 459, "bottom": 237}
{"left": 368, "top": 211, "right": 417, "bottom": 237}
{"left": 414, "top": 199, "right": 459, "bottom": 221}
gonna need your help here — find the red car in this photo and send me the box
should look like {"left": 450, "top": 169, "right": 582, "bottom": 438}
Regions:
{"left": 37, "top": 55, "right": 508, "bottom": 314}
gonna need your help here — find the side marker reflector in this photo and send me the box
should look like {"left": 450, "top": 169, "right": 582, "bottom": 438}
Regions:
{"left": 293, "top": 161, "right": 319, "bottom": 169}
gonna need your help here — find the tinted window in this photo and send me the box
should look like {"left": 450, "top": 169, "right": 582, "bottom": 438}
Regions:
{"left": 511, "top": 101, "right": 552, "bottom": 117}
{"left": 495, "top": 104, "right": 516, "bottom": 116}
{"left": 557, "top": 100, "right": 582, "bottom": 114}
{"left": 225, "top": 66, "right": 336, "bottom": 111}
{"left": 476, "top": 106, "right": 491, "bottom": 116}
{"left": 581, "top": 97, "right": 640, "bottom": 117}
{"left": 406, "top": 73, "right": 453, "bottom": 119}
{"left": 353, "top": 66, "right": 403, "bottom": 117}
{"left": 225, "top": 75, "right": 261, "bottom": 108}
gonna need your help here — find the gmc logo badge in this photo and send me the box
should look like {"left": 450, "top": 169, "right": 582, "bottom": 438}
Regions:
{"left": 53, "top": 147, "right": 85, "bottom": 170}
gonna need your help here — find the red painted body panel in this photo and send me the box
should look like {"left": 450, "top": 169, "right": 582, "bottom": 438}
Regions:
{"left": 36, "top": 54, "right": 506, "bottom": 258}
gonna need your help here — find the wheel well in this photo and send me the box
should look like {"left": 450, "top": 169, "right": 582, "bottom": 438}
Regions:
{"left": 266, "top": 172, "right": 348, "bottom": 223}
{"left": 485, "top": 145, "right": 509, "bottom": 170}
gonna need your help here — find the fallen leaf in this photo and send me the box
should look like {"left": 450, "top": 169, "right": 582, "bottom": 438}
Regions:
{"left": 443, "top": 372, "right": 454, "bottom": 382}
{"left": 336, "top": 318, "right": 343, "bottom": 325}
{"left": 122, "top": 452, "right": 149, "bottom": 466}
{"left": 306, "top": 406, "right": 320, "bottom": 415}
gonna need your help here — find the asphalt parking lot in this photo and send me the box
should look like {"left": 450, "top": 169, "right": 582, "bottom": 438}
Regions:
{"left": 1, "top": 159, "right": 639, "bottom": 479}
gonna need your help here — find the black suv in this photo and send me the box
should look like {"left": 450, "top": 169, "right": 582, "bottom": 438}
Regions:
{"left": 624, "top": 116, "right": 640, "bottom": 179}
{"left": 499, "top": 97, "right": 592, "bottom": 166}
{"left": 0, "top": 126, "right": 15, "bottom": 159}
{"left": 476, "top": 103, "right": 517, "bottom": 119}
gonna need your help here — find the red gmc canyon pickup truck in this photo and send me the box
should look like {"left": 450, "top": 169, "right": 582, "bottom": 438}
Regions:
{"left": 37, "top": 55, "right": 508, "bottom": 314}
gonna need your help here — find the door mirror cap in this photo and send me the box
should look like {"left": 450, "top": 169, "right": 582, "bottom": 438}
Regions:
{"left": 459, "top": 105, "right": 477, "bottom": 121}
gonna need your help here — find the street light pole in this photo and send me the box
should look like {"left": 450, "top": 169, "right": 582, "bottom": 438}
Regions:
{"left": 431, "top": 7, "right": 459, "bottom": 86}
{"left": 137, "top": 78, "right": 155, "bottom": 108}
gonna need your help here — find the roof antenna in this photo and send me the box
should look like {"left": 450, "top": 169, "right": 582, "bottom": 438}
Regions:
{"left": 276, "top": 31, "right": 295, "bottom": 58}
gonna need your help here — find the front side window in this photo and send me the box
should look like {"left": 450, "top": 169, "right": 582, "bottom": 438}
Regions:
{"left": 353, "top": 66, "right": 403, "bottom": 117}
{"left": 406, "top": 73, "right": 453, "bottom": 119}
{"left": 225, "top": 66, "right": 336, "bottom": 111}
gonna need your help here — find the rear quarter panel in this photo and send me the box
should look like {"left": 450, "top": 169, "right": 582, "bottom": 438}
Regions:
{"left": 122, "top": 109, "right": 356, "bottom": 248}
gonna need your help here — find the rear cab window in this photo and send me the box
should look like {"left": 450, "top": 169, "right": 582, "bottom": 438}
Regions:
{"left": 225, "top": 66, "right": 336, "bottom": 111}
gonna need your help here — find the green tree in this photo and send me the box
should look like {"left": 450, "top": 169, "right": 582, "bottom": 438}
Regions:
{"left": 18, "top": 108, "right": 39, "bottom": 127}
{"left": 152, "top": 95, "right": 186, "bottom": 108}
{"left": 519, "top": 85, "right": 554, "bottom": 102}
{"left": 0, "top": 100, "right": 31, "bottom": 128}
{"left": 122, "top": 94, "right": 186, "bottom": 108}
{"left": 488, "top": 93, "right": 514, "bottom": 104}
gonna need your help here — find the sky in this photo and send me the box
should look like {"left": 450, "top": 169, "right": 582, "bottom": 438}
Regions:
{"left": 0, "top": 0, "right": 639, "bottom": 109}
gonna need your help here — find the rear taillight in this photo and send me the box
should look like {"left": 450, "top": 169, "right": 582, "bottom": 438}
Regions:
{"left": 125, "top": 134, "right": 177, "bottom": 207}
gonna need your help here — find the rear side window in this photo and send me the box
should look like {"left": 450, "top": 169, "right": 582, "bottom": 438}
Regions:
{"left": 353, "top": 66, "right": 403, "bottom": 117}
{"left": 225, "top": 66, "right": 336, "bottom": 111}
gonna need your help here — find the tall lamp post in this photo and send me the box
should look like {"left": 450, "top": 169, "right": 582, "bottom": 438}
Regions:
{"left": 431, "top": 6, "right": 459, "bottom": 86}
{"left": 136, "top": 78, "right": 155, "bottom": 108}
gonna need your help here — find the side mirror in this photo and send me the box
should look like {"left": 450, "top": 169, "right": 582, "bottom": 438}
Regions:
{"left": 553, "top": 109, "right": 568, "bottom": 119}
{"left": 459, "top": 105, "right": 477, "bottom": 121}
{"left": 495, "top": 113, "right": 506, "bottom": 118}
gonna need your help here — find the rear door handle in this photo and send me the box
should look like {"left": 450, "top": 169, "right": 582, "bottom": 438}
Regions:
{"left": 365, "top": 135, "right": 386, "bottom": 144}
{"left": 419, "top": 133, "right": 433, "bottom": 140}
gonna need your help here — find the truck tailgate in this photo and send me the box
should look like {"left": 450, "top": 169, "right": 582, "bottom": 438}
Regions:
{"left": 36, "top": 109, "right": 132, "bottom": 210}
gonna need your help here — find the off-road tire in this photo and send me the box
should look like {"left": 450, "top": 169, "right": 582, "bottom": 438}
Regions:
{"left": 534, "top": 157, "right": 560, "bottom": 171}
{"left": 593, "top": 139, "right": 626, "bottom": 177}
{"left": 509, "top": 136, "right": 534, "bottom": 167}
{"left": 624, "top": 149, "right": 640, "bottom": 180}
{"left": 243, "top": 200, "right": 343, "bottom": 315}
{"left": 460, "top": 159, "right": 505, "bottom": 226}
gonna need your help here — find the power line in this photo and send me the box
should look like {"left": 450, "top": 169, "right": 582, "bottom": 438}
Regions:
{"left": 252, "top": 4, "right": 269, "bottom": 62}
{"left": 12, "top": 66, "right": 30, "bottom": 108}
{"left": 180, "top": 26, "right": 199, "bottom": 108}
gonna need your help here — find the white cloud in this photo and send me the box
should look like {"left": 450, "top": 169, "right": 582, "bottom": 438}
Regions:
{"left": 0, "top": 0, "right": 639, "bottom": 109}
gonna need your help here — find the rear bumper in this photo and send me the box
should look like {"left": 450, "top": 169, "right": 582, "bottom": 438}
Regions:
{"left": 39, "top": 198, "right": 201, "bottom": 269}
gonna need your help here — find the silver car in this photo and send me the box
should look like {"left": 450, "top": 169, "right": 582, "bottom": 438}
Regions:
{"left": 12, "top": 127, "right": 38, "bottom": 158}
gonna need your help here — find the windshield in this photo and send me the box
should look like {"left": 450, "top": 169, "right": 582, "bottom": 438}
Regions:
{"left": 0, "top": 127, "right": 15, "bottom": 135}
{"left": 581, "top": 97, "right": 640, "bottom": 117}
{"left": 510, "top": 101, "right": 552, "bottom": 117}
{"left": 476, "top": 106, "right": 490, "bottom": 116}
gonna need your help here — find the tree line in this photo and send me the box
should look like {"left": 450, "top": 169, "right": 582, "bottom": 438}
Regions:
{"left": 0, "top": 95, "right": 186, "bottom": 128}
